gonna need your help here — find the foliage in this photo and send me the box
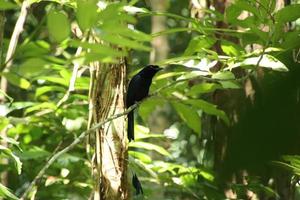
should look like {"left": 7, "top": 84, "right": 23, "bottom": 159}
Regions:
{"left": 0, "top": 0, "right": 300, "bottom": 199}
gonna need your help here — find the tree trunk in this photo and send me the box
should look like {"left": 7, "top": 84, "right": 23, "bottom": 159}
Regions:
{"left": 89, "top": 60, "right": 128, "bottom": 200}
{"left": 149, "top": 0, "right": 170, "bottom": 64}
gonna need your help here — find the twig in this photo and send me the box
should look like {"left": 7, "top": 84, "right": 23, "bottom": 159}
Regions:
{"left": 56, "top": 36, "right": 87, "bottom": 108}
{"left": 3, "top": 0, "right": 30, "bottom": 70}
{"left": 20, "top": 102, "right": 140, "bottom": 200}
{"left": 1, "top": 0, "right": 30, "bottom": 97}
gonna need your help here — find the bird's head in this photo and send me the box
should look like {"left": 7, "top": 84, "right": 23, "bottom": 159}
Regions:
{"left": 140, "top": 65, "right": 162, "bottom": 78}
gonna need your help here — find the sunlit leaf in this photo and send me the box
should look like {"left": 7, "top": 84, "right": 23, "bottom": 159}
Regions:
{"left": 2, "top": 73, "right": 30, "bottom": 89}
{"left": 129, "top": 141, "right": 171, "bottom": 157}
{"left": 233, "top": 54, "right": 288, "bottom": 72}
{"left": 0, "top": 183, "right": 18, "bottom": 200}
{"left": 187, "top": 83, "right": 222, "bottom": 96}
{"left": 129, "top": 151, "right": 152, "bottom": 163}
{"left": 35, "top": 86, "right": 65, "bottom": 97}
{"left": 76, "top": 0, "right": 98, "bottom": 31}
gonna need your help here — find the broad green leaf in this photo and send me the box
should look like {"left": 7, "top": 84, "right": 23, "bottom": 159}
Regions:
{"left": 47, "top": 10, "right": 70, "bottom": 43}
{"left": 187, "top": 83, "right": 222, "bottom": 96}
{"left": 129, "top": 141, "right": 171, "bottom": 157}
{"left": 129, "top": 151, "right": 152, "bottom": 163}
{"left": 16, "top": 41, "right": 50, "bottom": 58}
{"left": 100, "top": 23, "right": 151, "bottom": 41}
{"left": 2, "top": 73, "right": 30, "bottom": 89}
{"left": 275, "top": 4, "right": 300, "bottom": 23}
{"left": 212, "top": 71, "right": 235, "bottom": 80}
{"left": 129, "top": 156, "right": 158, "bottom": 178}
{"left": 0, "top": 145, "right": 22, "bottom": 174}
{"left": 135, "top": 125, "right": 165, "bottom": 139}
{"left": 0, "top": 183, "right": 18, "bottom": 200}
{"left": 18, "top": 146, "right": 50, "bottom": 160}
{"left": 37, "top": 76, "right": 68, "bottom": 86}
{"left": 235, "top": 54, "right": 288, "bottom": 72}
{"left": 25, "top": 102, "right": 57, "bottom": 114}
{"left": 219, "top": 81, "right": 240, "bottom": 89}
{"left": 69, "top": 40, "right": 126, "bottom": 57}
{"left": 0, "top": 1, "right": 18, "bottom": 10}
{"left": 184, "top": 36, "right": 216, "bottom": 56}
{"left": 172, "top": 102, "right": 201, "bottom": 134}
{"left": 75, "top": 77, "right": 90, "bottom": 90}
{"left": 18, "top": 58, "right": 49, "bottom": 77}
{"left": 221, "top": 40, "right": 244, "bottom": 56}
{"left": 184, "top": 99, "right": 229, "bottom": 125}
{"left": 282, "top": 31, "right": 300, "bottom": 49}
{"left": 98, "top": 3, "right": 136, "bottom": 24}
{"left": 100, "top": 33, "right": 151, "bottom": 51}
{"left": 155, "top": 72, "right": 185, "bottom": 80}
{"left": 76, "top": 0, "right": 98, "bottom": 31}
{"left": 35, "top": 86, "right": 65, "bottom": 97}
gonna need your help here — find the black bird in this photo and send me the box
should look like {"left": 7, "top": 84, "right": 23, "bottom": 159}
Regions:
{"left": 126, "top": 65, "right": 161, "bottom": 141}
{"left": 132, "top": 173, "right": 143, "bottom": 195}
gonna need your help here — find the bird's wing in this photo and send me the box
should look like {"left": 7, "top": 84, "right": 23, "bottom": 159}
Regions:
{"left": 126, "top": 74, "right": 141, "bottom": 108}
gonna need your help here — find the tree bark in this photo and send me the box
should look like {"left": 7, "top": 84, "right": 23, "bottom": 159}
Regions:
{"left": 149, "top": 0, "right": 170, "bottom": 64}
{"left": 89, "top": 60, "right": 128, "bottom": 200}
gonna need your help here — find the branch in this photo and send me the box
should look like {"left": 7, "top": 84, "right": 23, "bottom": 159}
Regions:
{"left": 56, "top": 33, "right": 87, "bottom": 108}
{"left": 20, "top": 102, "right": 139, "bottom": 200}
{"left": 1, "top": 0, "right": 30, "bottom": 101}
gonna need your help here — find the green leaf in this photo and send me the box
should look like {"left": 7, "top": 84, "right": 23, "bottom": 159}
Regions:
{"left": 221, "top": 40, "right": 244, "bottom": 56}
{"left": 2, "top": 72, "right": 30, "bottom": 89}
{"left": 275, "top": 4, "right": 300, "bottom": 23}
{"left": 184, "top": 99, "right": 229, "bottom": 125}
{"left": 187, "top": 83, "right": 222, "bottom": 96}
{"left": 0, "top": 183, "right": 18, "bottom": 200}
{"left": 69, "top": 40, "right": 126, "bottom": 57}
{"left": 184, "top": 36, "right": 216, "bottom": 56}
{"left": 0, "top": 135, "right": 21, "bottom": 151}
{"left": 282, "top": 31, "right": 300, "bottom": 49}
{"left": 47, "top": 10, "right": 70, "bottom": 43}
{"left": 25, "top": 102, "right": 57, "bottom": 114}
{"left": 100, "top": 33, "right": 151, "bottom": 51}
{"left": 35, "top": 86, "right": 65, "bottom": 97}
{"left": 129, "top": 151, "right": 152, "bottom": 163}
{"left": 135, "top": 125, "right": 165, "bottom": 139}
{"left": 129, "top": 141, "right": 171, "bottom": 157}
{"left": 172, "top": 102, "right": 201, "bottom": 134}
{"left": 101, "top": 23, "right": 151, "bottom": 42}
{"left": 18, "top": 146, "right": 50, "bottom": 160}
{"left": 0, "top": 145, "right": 22, "bottom": 174}
{"left": 37, "top": 76, "right": 68, "bottom": 86}
{"left": 18, "top": 58, "right": 49, "bottom": 77}
{"left": 236, "top": 54, "right": 288, "bottom": 72}
{"left": 76, "top": 0, "right": 98, "bottom": 31}
{"left": 0, "top": 1, "right": 18, "bottom": 10}
{"left": 212, "top": 71, "right": 235, "bottom": 80}
{"left": 98, "top": 3, "right": 136, "bottom": 24}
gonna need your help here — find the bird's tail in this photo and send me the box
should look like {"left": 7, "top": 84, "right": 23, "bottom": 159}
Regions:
{"left": 128, "top": 111, "right": 134, "bottom": 141}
